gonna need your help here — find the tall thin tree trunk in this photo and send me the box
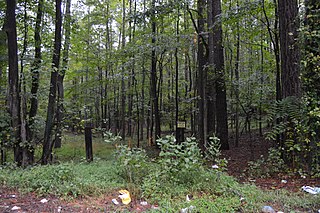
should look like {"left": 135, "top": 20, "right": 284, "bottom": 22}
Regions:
{"left": 234, "top": 0, "right": 240, "bottom": 147}
{"left": 42, "top": 0, "right": 62, "bottom": 165}
{"left": 5, "top": 0, "right": 22, "bottom": 166}
{"left": 54, "top": 0, "right": 71, "bottom": 149}
{"left": 29, "top": 0, "right": 44, "bottom": 146}
{"left": 120, "top": 0, "right": 126, "bottom": 140}
{"left": 207, "top": 0, "right": 215, "bottom": 137}
{"left": 20, "top": 0, "right": 31, "bottom": 166}
{"left": 197, "top": 0, "right": 207, "bottom": 152}
{"left": 151, "top": 0, "right": 161, "bottom": 142}
{"left": 175, "top": 9, "right": 180, "bottom": 143}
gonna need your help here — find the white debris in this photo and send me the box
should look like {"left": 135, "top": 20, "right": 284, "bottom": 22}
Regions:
{"left": 281, "top": 180, "right": 287, "bottom": 184}
{"left": 262, "top": 206, "right": 275, "bottom": 213}
{"left": 302, "top": 186, "right": 320, "bottom": 195}
{"left": 11, "top": 206, "right": 21, "bottom": 211}
{"left": 211, "top": 164, "right": 219, "bottom": 169}
{"left": 112, "top": 198, "right": 119, "bottom": 205}
{"left": 140, "top": 201, "right": 148, "bottom": 206}
{"left": 180, "top": 205, "right": 196, "bottom": 213}
{"left": 9, "top": 194, "right": 16, "bottom": 198}
{"left": 40, "top": 198, "right": 49, "bottom": 203}
{"left": 57, "top": 206, "right": 62, "bottom": 212}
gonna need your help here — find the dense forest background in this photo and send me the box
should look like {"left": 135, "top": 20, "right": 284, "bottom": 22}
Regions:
{"left": 0, "top": 0, "right": 319, "bottom": 175}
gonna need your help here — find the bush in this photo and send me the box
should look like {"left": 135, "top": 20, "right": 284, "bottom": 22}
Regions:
{"left": 114, "top": 145, "right": 150, "bottom": 185}
{"left": 247, "top": 148, "right": 286, "bottom": 178}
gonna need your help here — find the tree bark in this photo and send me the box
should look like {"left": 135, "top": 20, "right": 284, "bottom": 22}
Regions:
{"left": 234, "top": 0, "right": 240, "bottom": 147}
{"left": 5, "top": 0, "right": 22, "bottom": 165}
{"left": 197, "top": 0, "right": 207, "bottom": 152}
{"left": 120, "top": 0, "right": 126, "bottom": 140}
{"left": 54, "top": 0, "right": 71, "bottom": 149}
{"left": 151, "top": 0, "right": 161, "bottom": 142}
{"left": 213, "top": 0, "right": 229, "bottom": 150}
{"left": 42, "top": 0, "right": 62, "bottom": 165}
{"left": 278, "top": 0, "right": 300, "bottom": 98}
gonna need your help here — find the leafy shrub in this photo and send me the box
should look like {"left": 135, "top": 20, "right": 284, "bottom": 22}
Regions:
{"left": 156, "top": 135, "right": 203, "bottom": 184}
{"left": 103, "top": 130, "right": 122, "bottom": 144}
{"left": 265, "top": 96, "right": 320, "bottom": 176}
{"left": 205, "top": 136, "right": 228, "bottom": 171}
{"left": 247, "top": 148, "right": 286, "bottom": 178}
{"left": 114, "top": 145, "right": 150, "bottom": 184}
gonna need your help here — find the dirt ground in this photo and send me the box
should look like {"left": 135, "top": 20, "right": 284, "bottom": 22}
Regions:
{"left": 0, "top": 132, "right": 319, "bottom": 212}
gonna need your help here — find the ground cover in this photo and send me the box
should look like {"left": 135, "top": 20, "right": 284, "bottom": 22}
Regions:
{"left": 0, "top": 132, "right": 319, "bottom": 212}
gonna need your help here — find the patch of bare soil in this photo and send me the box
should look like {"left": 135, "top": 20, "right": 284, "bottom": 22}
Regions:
{"left": 223, "top": 131, "right": 320, "bottom": 192}
{"left": 0, "top": 187, "right": 156, "bottom": 212}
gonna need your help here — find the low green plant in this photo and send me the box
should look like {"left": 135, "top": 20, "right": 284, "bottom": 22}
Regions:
{"left": 247, "top": 148, "right": 286, "bottom": 178}
{"left": 266, "top": 96, "right": 320, "bottom": 176}
{"left": 156, "top": 135, "right": 203, "bottom": 184}
{"left": 103, "top": 130, "right": 122, "bottom": 144}
{"left": 205, "top": 136, "right": 228, "bottom": 171}
{"left": 114, "top": 144, "right": 150, "bottom": 184}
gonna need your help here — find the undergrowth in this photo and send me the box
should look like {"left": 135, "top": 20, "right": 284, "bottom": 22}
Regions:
{"left": 0, "top": 134, "right": 319, "bottom": 212}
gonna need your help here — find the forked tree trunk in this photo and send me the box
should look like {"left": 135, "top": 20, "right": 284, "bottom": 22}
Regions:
{"left": 42, "top": 0, "right": 62, "bottom": 165}
{"left": 54, "top": 0, "right": 71, "bottom": 149}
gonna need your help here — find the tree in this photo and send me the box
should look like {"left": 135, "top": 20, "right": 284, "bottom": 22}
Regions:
{"left": 278, "top": 0, "right": 300, "bottom": 98}
{"left": 42, "top": 0, "right": 62, "bottom": 165}
{"left": 196, "top": 0, "right": 207, "bottom": 152}
{"left": 4, "top": 0, "right": 22, "bottom": 165}
{"left": 54, "top": 0, "right": 71, "bottom": 148}
{"left": 27, "top": 0, "right": 44, "bottom": 165}
{"left": 212, "top": 0, "right": 229, "bottom": 150}
{"left": 150, "top": 0, "right": 161, "bottom": 143}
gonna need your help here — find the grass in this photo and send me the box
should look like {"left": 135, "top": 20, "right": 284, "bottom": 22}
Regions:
{"left": 0, "top": 132, "right": 319, "bottom": 212}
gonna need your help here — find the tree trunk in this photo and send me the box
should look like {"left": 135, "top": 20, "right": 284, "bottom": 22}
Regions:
{"left": 54, "top": 0, "right": 71, "bottom": 149}
{"left": 20, "top": 0, "right": 32, "bottom": 167}
{"left": 42, "top": 0, "right": 62, "bottom": 165}
{"left": 207, "top": 0, "right": 216, "bottom": 138}
{"left": 5, "top": 0, "right": 22, "bottom": 166}
{"left": 234, "top": 0, "right": 240, "bottom": 147}
{"left": 28, "top": 0, "right": 44, "bottom": 165}
{"left": 197, "top": 0, "right": 207, "bottom": 152}
{"left": 120, "top": 0, "right": 126, "bottom": 140}
{"left": 175, "top": 9, "right": 181, "bottom": 143}
{"left": 213, "top": 0, "right": 229, "bottom": 150}
{"left": 278, "top": 0, "right": 300, "bottom": 98}
{"left": 151, "top": 0, "right": 161, "bottom": 142}
{"left": 85, "top": 125, "right": 93, "bottom": 162}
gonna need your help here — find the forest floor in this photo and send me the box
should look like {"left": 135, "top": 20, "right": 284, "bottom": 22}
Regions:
{"left": 223, "top": 131, "right": 319, "bottom": 192}
{"left": 0, "top": 131, "right": 319, "bottom": 212}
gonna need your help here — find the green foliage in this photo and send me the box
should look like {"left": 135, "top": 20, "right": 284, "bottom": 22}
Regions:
{"left": 156, "top": 135, "right": 203, "bottom": 184}
{"left": 247, "top": 148, "right": 286, "bottom": 178}
{"left": 103, "top": 130, "right": 122, "bottom": 144}
{"left": 0, "top": 110, "right": 12, "bottom": 148}
{"left": 205, "top": 136, "right": 228, "bottom": 171}
{"left": 0, "top": 161, "right": 122, "bottom": 197}
{"left": 114, "top": 145, "right": 150, "bottom": 185}
{"left": 265, "top": 96, "right": 320, "bottom": 176}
